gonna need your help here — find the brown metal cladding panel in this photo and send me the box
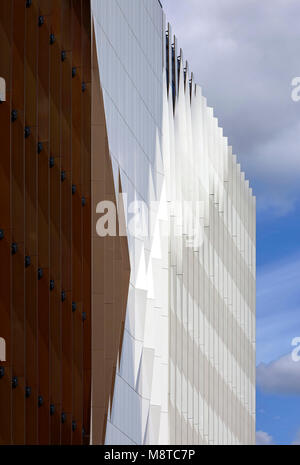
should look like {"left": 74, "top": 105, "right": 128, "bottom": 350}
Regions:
{"left": 49, "top": 169, "right": 62, "bottom": 445}
{"left": 71, "top": 1, "right": 82, "bottom": 185}
{"left": 24, "top": 116, "right": 38, "bottom": 445}
{"left": 72, "top": 0, "right": 82, "bottom": 68}
{"left": 0, "top": 5, "right": 12, "bottom": 233}
{"left": 60, "top": 1, "right": 72, "bottom": 445}
{"left": 11, "top": 245, "right": 26, "bottom": 445}
{"left": 72, "top": 194, "right": 83, "bottom": 445}
{"left": 61, "top": 4, "right": 72, "bottom": 175}
{"left": 61, "top": 288, "right": 72, "bottom": 445}
{"left": 37, "top": 269, "right": 50, "bottom": 444}
{"left": 24, "top": 0, "right": 38, "bottom": 128}
{"left": 61, "top": 0, "right": 72, "bottom": 51}
{"left": 11, "top": 0, "right": 25, "bottom": 244}
{"left": 11, "top": 0, "right": 26, "bottom": 445}
{"left": 24, "top": 5, "right": 39, "bottom": 444}
{"left": 82, "top": 200, "right": 91, "bottom": 444}
{"left": 81, "top": 4, "right": 91, "bottom": 443}
{"left": 61, "top": 60, "right": 72, "bottom": 174}
{"left": 37, "top": 145, "right": 50, "bottom": 269}
{"left": 71, "top": 112, "right": 83, "bottom": 444}
{"left": 60, "top": 41, "right": 72, "bottom": 445}
{"left": 61, "top": 0, "right": 72, "bottom": 296}
{"left": 24, "top": 127, "right": 38, "bottom": 258}
{"left": 25, "top": 256, "right": 38, "bottom": 444}
{"left": 0, "top": 367, "right": 12, "bottom": 445}
{"left": 72, "top": 306, "right": 83, "bottom": 445}
{"left": 50, "top": 287, "right": 62, "bottom": 445}
{"left": 37, "top": 13, "right": 50, "bottom": 145}
{"left": 0, "top": 11, "right": 12, "bottom": 449}
{"left": 60, "top": 163, "right": 72, "bottom": 443}
{"left": 39, "top": 0, "right": 52, "bottom": 16}
{"left": 37, "top": 2, "right": 50, "bottom": 445}
{"left": 49, "top": 2, "right": 62, "bottom": 443}
{"left": 82, "top": 147, "right": 91, "bottom": 443}
{"left": 0, "top": 0, "right": 93, "bottom": 444}
{"left": 81, "top": 0, "right": 91, "bottom": 85}
{"left": 71, "top": 0, "right": 83, "bottom": 445}
{"left": 81, "top": 83, "right": 91, "bottom": 197}
{"left": 0, "top": 231, "right": 12, "bottom": 444}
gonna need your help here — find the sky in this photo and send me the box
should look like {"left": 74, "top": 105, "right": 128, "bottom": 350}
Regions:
{"left": 162, "top": 0, "right": 300, "bottom": 445}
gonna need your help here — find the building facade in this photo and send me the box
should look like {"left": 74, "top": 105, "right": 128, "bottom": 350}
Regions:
{"left": 0, "top": 0, "right": 255, "bottom": 445}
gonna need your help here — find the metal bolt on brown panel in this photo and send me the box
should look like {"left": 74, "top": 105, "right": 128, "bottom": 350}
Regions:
{"left": 12, "top": 377, "right": 18, "bottom": 389}
{"left": 24, "top": 126, "right": 30, "bottom": 138}
{"left": 11, "top": 109, "right": 17, "bottom": 122}
{"left": 37, "top": 142, "right": 43, "bottom": 154}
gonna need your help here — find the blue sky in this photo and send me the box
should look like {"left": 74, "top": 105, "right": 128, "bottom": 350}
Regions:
{"left": 162, "top": 0, "right": 300, "bottom": 445}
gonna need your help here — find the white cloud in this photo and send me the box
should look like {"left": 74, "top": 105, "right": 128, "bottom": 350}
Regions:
{"left": 256, "top": 430, "right": 274, "bottom": 445}
{"left": 257, "top": 353, "right": 300, "bottom": 395}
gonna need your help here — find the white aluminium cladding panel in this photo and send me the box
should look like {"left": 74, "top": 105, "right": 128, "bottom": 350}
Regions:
{"left": 164, "top": 22, "right": 256, "bottom": 444}
{"left": 91, "top": 0, "right": 256, "bottom": 445}
{"left": 91, "top": 0, "right": 168, "bottom": 445}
